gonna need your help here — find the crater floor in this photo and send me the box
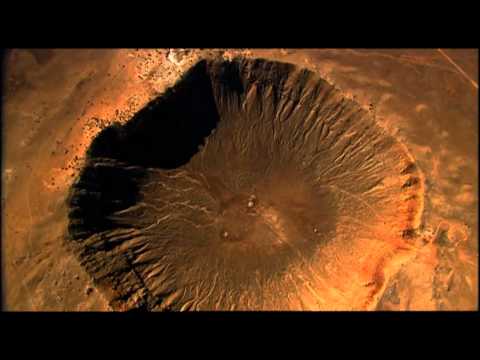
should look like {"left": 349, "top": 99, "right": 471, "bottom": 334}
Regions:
{"left": 2, "top": 49, "right": 478, "bottom": 311}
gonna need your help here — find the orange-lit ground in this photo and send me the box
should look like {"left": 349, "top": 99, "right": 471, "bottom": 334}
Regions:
{"left": 2, "top": 49, "right": 478, "bottom": 310}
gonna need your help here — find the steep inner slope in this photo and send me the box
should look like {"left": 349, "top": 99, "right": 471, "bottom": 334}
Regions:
{"left": 67, "top": 58, "right": 424, "bottom": 310}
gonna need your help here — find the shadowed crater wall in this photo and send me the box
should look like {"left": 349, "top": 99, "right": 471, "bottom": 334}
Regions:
{"left": 67, "top": 58, "right": 424, "bottom": 311}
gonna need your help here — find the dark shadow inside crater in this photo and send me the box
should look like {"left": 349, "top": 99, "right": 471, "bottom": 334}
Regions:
{"left": 67, "top": 57, "right": 421, "bottom": 311}
{"left": 87, "top": 60, "right": 220, "bottom": 169}
{"left": 69, "top": 61, "right": 222, "bottom": 241}
{"left": 68, "top": 161, "right": 146, "bottom": 241}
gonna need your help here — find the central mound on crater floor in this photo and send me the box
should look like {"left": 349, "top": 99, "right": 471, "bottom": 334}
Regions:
{"left": 67, "top": 58, "right": 424, "bottom": 311}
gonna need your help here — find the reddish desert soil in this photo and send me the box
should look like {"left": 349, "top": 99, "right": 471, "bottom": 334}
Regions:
{"left": 2, "top": 49, "right": 478, "bottom": 311}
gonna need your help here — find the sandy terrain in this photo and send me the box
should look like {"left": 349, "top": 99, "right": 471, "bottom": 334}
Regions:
{"left": 2, "top": 48, "right": 477, "bottom": 311}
